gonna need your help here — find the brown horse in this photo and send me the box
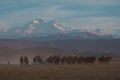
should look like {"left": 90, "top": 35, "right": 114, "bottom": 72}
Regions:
{"left": 98, "top": 56, "right": 112, "bottom": 64}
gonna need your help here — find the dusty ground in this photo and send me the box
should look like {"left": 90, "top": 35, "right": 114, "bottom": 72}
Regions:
{"left": 0, "top": 63, "right": 120, "bottom": 80}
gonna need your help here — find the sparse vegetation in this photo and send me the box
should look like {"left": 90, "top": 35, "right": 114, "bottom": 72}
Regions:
{"left": 0, "top": 63, "right": 120, "bottom": 80}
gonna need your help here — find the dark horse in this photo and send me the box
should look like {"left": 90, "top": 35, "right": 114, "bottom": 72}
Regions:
{"left": 47, "top": 55, "right": 61, "bottom": 64}
{"left": 19, "top": 56, "right": 24, "bottom": 66}
{"left": 98, "top": 56, "right": 112, "bottom": 64}
{"left": 24, "top": 56, "right": 29, "bottom": 66}
{"left": 33, "top": 55, "right": 42, "bottom": 64}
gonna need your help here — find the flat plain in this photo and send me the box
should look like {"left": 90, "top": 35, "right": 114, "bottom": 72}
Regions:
{"left": 0, "top": 62, "right": 120, "bottom": 80}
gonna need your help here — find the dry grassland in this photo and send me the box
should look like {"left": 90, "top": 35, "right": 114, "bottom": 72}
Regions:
{"left": 0, "top": 63, "right": 120, "bottom": 80}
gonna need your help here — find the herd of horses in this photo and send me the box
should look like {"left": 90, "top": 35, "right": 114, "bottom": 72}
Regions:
{"left": 19, "top": 54, "right": 112, "bottom": 65}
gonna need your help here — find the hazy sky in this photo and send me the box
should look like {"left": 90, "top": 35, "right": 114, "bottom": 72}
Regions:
{"left": 0, "top": 0, "right": 120, "bottom": 33}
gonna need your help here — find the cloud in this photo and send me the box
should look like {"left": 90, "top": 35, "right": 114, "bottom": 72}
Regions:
{"left": 63, "top": 0, "right": 120, "bottom": 6}
{"left": 0, "top": 5, "right": 76, "bottom": 26}
{"left": 21, "top": 0, "right": 120, "bottom": 6}
{"left": 61, "top": 17, "right": 120, "bottom": 31}
{"left": 0, "top": 20, "right": 9, "bottom": 30}
{"left": 0, "top": 0, "right": 120, "bottom": 34}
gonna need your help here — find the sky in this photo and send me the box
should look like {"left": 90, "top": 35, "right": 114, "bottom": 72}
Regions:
{"left": 0, "top": 0, "right": 120, "bottom": 34}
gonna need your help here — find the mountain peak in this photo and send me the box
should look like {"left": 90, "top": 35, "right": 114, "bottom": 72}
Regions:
{"left": 94, "top": 28, "right": 112, "bottom": 35}
{"left": 32, "top": 19, "right": 39, "bottom": 24}
{"left": 31, "top": 19, "right": 44, "bottom": 24}
{"left": 49, "top": 20, "right": 70, "bottom": 32}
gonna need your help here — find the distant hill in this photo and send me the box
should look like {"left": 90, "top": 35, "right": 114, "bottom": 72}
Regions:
{"left": 0, "top": 38, "right": 120, "bottom": 64}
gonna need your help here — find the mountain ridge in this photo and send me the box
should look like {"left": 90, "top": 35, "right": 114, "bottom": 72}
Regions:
{"left": 0, "top": 19, "right": 115, "bottom": 39}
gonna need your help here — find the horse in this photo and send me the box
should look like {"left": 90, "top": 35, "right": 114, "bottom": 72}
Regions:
{"left": 98, "top": 56, "right": 112, "bottom": 64}
{"left": 19, "top": 56, "right": 24, "bottom": 66}
{"left": 24, "top": 56, "right": 29, "bottom": 66}
{"left": 33, "top": 55, "right": 42, "bottom": 64}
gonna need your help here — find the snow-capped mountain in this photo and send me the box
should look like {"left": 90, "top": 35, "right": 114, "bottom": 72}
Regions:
{"left": 20, "top": 19, "right": 69, "bottom": 35}
{"left": 0, "top": 19, "right": 114, "bottom": 39}
{"left": 83, "top": 28, "right": 114, "bottom": 39}
{"left": 0, "top": 19, "right": 70, "bottom": 38}
{"left": 93, "top": 28, "right": 112, "bottom": 36}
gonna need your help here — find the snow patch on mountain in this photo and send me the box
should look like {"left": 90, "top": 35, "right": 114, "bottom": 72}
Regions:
{"left": 31, "top": 19, "right": 44, "bottom": 24}
{"left": 24, "top": 24, "right": 34, "bottom": 34}
{"left": 32, "top": 19, "right": 40, "bottom": 24}
{"left": 85, "top": 28, "right": 112, "bottom": 36}
{"left": 52, "top": 21, "right": 67, "bottom": 32}
{"left": 94, "top": 28, "right": 112, "bottom": 35}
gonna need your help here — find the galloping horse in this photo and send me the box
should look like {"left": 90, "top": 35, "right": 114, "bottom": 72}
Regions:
{"left": 33, "top": 55, "right": 42, "bottom": 64}
{"left": 98, "top": 56, "right": 112, "bottom": 64}
{"left": 31, "top": 55, "right": 112, "bottom": 65}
